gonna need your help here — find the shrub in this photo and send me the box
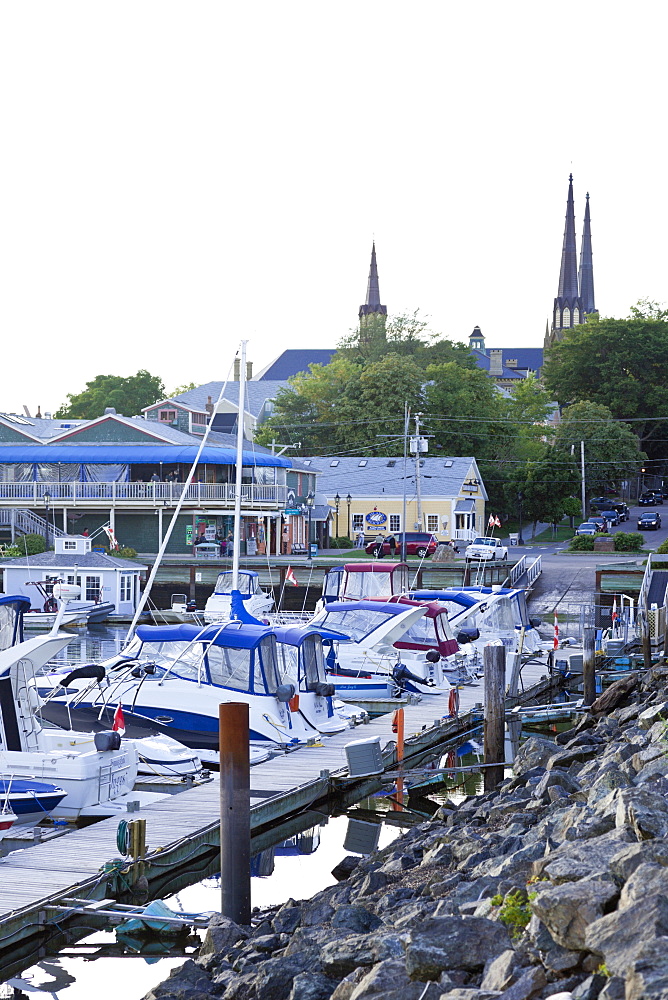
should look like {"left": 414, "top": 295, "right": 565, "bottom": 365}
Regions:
{"left": 657, "top": 539, "right": 668, "bottom": 555}
{"left": 16, "top": 533, "right": 46, "bottom": 555}
{"left": 569, "top": 534, "right": 595, "bottom": 551}
{"left": 330, "top": 536, "right": 353, "bottom": 549}
{"left": 491, "top": 890, "right": 531, "bottom": 937}
{"left": 117, "top": 546, "right": 137, "bottom": 558}
{"left": 614, "top": 532, "right": 644, "bottom": 552}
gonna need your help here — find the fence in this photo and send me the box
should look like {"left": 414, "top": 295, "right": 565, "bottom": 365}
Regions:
{"left": 0, "top": 482, "right": 287, "bottom": 506}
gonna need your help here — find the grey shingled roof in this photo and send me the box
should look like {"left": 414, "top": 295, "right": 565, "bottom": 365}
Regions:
{"left": 160, "top": 382, "right": 287, "bottom": 419}
{"left": 0, "top": 552, "right": 147, "bottom": 570}
{"left": 302, "top": 456, "right": 487, "bottom": 500}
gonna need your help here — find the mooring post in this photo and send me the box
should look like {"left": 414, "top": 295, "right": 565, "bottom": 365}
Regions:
{"left": 642, "top": 612, "right": 652, "bottom": 670}
{"left": 189, "top": 564, "right": 197, "bottom": 603}
{"left": 219, "top": 702, "right": 251, "bottom": 925}
{"left": 392, "top": 708, "right": 405, "bottom": 811}
{"left": 582, "top": 625, "right": 597, "bottom": 706}
{"left": 483, "top": 643, "right": 506, "bottom": 792}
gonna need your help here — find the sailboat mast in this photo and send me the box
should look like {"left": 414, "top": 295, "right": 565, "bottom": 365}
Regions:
{"left": 232, "top": 340, "right": 248, "bottom": 591}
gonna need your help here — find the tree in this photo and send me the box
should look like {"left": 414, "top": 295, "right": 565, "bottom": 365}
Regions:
{"left": 552, "top": 401, "right": 646, "bottom": 500}
{"left": 542, "top": 304, "right": 668, "bottom": 455}
{"left": 506, "top": 454, "right": 581, "bottom": 537}
{"left": 55, "top": 371, "right": 165, "bottom": 419}
{"left": 336, "top": 310, "right": 476, "bottom": 369}
{"left": 423, "top": 362, "right": 505, "bottom": 460}
{"left": 166, "top": 382, "right": 198, "bottom": 398}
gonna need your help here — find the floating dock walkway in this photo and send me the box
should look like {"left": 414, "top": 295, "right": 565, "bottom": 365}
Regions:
{"left": 0, "top": 659, "right": 557, "bottom": 979}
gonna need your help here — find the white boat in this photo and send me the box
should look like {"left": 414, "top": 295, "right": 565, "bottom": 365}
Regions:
{"left": 412, "top": 585, "right": 543, "bottom": 653}
{"left": 22, "top": 580, "right": 115, "bottom": 630}
{"left": 319, "top": 561, "right": 411, "bottom": 606}
{"left": 204, "top": 570, "right": 274, "bottom": 624}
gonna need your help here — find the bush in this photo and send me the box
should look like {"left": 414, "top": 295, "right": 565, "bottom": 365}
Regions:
{"left": 569, "top": 534, "right": 595, "bottom": 550}
{"left": 657, "top": 539, "right": 668, "bottom": 555}
{"left": 117, "top": 546, "right": 137, "bottom": 558}
{"left": 614, "top": 532, "right": 644, "bottom": 552}
{"left": 329, "top": 536, "right": 353, "bottom": 549}
{"left": 15, "top": 533, "right": 46, "bottom": 555}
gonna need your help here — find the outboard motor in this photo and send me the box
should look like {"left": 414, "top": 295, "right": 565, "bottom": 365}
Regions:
{"left": 94, "top": 730, "right": 122, "bottom": 752}
{"left": 393, "top": 662, "right": 436, "bottom": 689}
{"left": 456, "top": 628, "right": 480, "bottom": 645}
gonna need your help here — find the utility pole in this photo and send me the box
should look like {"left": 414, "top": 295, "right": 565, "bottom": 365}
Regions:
{"left": 402, "top": 404, "right": 409, "bottom": 562}
{"left": 580, "top": 440, "right": 586, "bottom": 521}
{"left": 412, "top": 412, "right": 424, "bottom": 531}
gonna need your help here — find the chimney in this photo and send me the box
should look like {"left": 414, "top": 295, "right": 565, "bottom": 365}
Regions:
{"left": 205, "top": 395, "right": 214, "bottom": 417}
{"left": 246, "top": 361, "right": 253, "bottom": 380}
{"left": 489, "top": 349, "right": 503, "bottom": 376}
{"left": 35, "top": 406, "right": 42, "bottom": 419}
{"left": 234, "top": 358, "right": 241, "bottom": 380}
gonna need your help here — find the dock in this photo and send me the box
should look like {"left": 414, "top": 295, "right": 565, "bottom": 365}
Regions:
{"left": 0, "top": 658, "right": 557, "bottom": 979}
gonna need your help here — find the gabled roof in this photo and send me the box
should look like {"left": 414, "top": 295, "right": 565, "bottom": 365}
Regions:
{"left": 303, "top": 455, "right": 487, "bottom": 501}
{"left": 149, "top": 381, "right": 288, "bottom": 419}
{"left": 0, "top": 551, "right": 148, "bottom": 570}
{"left": 51, "top": 413, "right": 180, "bottom": 444}
{"left": 471, "top": 348, "right": 544, "bottom": 379}
{"left": 253, "top": 351, "right": 337, "bottom": 381}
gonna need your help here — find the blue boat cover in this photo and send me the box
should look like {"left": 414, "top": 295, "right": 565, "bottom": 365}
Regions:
{"left": 269, "top": 625, "right": 349, "bottom": 646}
{"left": 136, "top": 622, "right": 272, "bottom": 649}
{"left": 321, "top": 600, "right": 411, "bottom": 617}
{"left": 0, "top": 445, "right": 291, "bottom": 467}
{"left": 0, "top": 595, "right": 31, "bottom": 610}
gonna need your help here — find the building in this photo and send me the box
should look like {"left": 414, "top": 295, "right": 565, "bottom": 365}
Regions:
{"left": 0, "top": 410, "right": 318, "bottom": 556}
{"left": 468, "top": 327, "right": 544, "bottom": 390}
{"left": 0, "top": 534, "right": 146, "bottom": 616}
{"left": 304, "top": 455, "right": 487, "bottom": 544}
{"left": 545, "top": 174, "right": 596, "bottom": 349}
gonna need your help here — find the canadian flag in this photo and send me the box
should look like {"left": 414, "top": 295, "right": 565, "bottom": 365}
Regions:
{"left": 285, "top": 566, "right": 298, "bottom": 587}
{"left": 494, "top": 515, "right": 502, "bottom": 528}
{"left": 488, "top": 514, "right": 495, "bottom": 528}
{"left": 611, "top": 598, "right": 618, "bottom": 622}
{"left": 553, "top": 613, "right": 559, "bottom": 650}
{"left": 113, "top": 702, "right": 125, "bottom": 735}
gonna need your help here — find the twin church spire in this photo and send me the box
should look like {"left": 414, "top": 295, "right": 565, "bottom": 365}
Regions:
{"left": 548, "top": 174, "right": 596, "bottom": 347}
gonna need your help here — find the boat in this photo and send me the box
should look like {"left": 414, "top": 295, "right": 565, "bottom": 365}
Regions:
{"left": 411, "top": 585, "right": 543, "bottom": 653}
{"left": 149, "top": 594, "right": 201, "bottom": 625}
{"left": 204, "top": 570, "right": 274, "bottom": 624}
{"left": 320, "top": 562, "right": 410, "bottom": 606}
{"left": 36, "top": 621, "right": 322, "bottom": 751}
{"left": 22, "top": 581, "right": 115, "bottom": 630}
{"left": 0, "top": 777, "right": 67, "bottom": 826}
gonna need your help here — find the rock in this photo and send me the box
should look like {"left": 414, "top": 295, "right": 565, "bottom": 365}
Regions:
{"left": 530, "top": 881, "right": 618, "bottom": 950}
{"left": 199, "top": 914, "right": 249, "bottom": 965}
{"left": 532, "top": 830, "right": 633, "bottom": 883}
{"left": 571, "top": 975, "right": 607, "bottom": 1000}
{"left": 497, "top": 967, "right": 546, "bottom": 1000}
{"left": 589, "top": 674, "right": 638, "bottom": 715}
{"left": 615, "top": 787, "right": 668, "bottom": 839}
{"left": 618, "top": 861, "right": 668, "bottom": 909}
{"left": 332, "top": 856, "right": 361, "bottom": 881}
{"left": 332, "top": 905, "right": 382, "bottom": 933}
{"left": 330, "top": 969, "right": 367, "bottom": 1000}
{"left": 288, "top": 972, "right": 340, "bottom": 1000}
{"left": 480, "top": 949, "right": 517, "bottom": 991}
{"left": 597, "top": 977, "right": 625, "bottom": 1000}
{"left": 354, "top": 872, "right": 390, "bottom": 897}
{"left": 540, "top": 944, "right": 583, "bottom": 974}
{"left": 300, "top": 898, "right": 335, "bottom": 926}
{"left": 273, "top": 905, "right": 302, "bottom": 935}
{"left": 405, "top": 916, "right": 511, "bottom": 979}
{"left": 379, "top": 855, "right": 418, "bottom": 874}
{"left": 625, "top": 938, "right": 668, "bottom": 1000}
{"left": 585, "top": 895, "right": 668, "bottom": 976}
{"left": 439, "top": 992, "right": 501, "bottom": 1000}
{"left": 514, "top": 738, "right": 562, "bottom": 775}
{"left": 347, "top": 959, "right": 442, "bottom": 999}
{"left": 637, "top": 701, "right": 668, "bottom": 728}
{"left": 422, "top": 841, "right": 454, "bottom": 867}
{"left": 144, "top": 959, "right": 216, "bottom": 1000}
{"left": 320, "top": 935, "right": 376, "bottom": 978}
{"left": 609, "top": 840, "right": 668, "bottom": 881}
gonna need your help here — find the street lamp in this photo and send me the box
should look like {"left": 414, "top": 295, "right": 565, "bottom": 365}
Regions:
{"left": 306, "top": 492, "right": 315, "bottom": 559}
{"left": 517, "top": 491, "right": 524, "bottom": 546}
{"left": 334, "top": 493, "right": 340, "bottom": 540}
{"left": 43, "top": 490, "right": 51, "bottom": 549}
{"left": 346, "top": 494, "right": 352, "bottom": 539}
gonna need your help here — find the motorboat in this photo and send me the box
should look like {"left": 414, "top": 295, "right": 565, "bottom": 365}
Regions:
{"left": 308, "top": 600, "right": 454, "bottom": 700}
{"left": 270, "top": 625, "right": 349, "bottom": 734}
{"left": 412, "top": 586, "right": 543, "bottom": 653}
{"left": 22, "top": 581, "right": 115, "bottom": 630}
{"left": 0, "top": 778, "right": 67, "bottom": 827}
{"left": 36, "top": 621, "right": 322, "bottom": 752}
{"left": 150, "top": 594, "right": 201, "bottom": 625}
{"left": 204, "top": 570, "right": 274, "bottom": 624}
{"left": 320, "top": 562, "right": 410, "bottom": 606}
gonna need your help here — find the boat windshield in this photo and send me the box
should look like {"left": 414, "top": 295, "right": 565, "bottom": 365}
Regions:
{"left": 471, "top": 538, "right": 496, "bottom": 546}
{"left": 0, "top": 603, "right": 21, "bottom": 652}
{"left": 341, "top": 567, "right": 409, "bottom": 600}
{"left": 138, "top": 640, "right": 204, "bottom": 676}
{"left": 301, "top": 635, "right": 325, "bottom": 686}
{"left": 252, "top": 636, "right": 280, "bottom": 695}
{"left": 214, "top": 572, "right": 257, "bottom": 596}
{"left": 322, "top": 568, "right": 344, "bottom": 599}
{"left": 319, "top": 608, "right": 395, "bottom": 642}
{"left": 478, "top": 597, "right": 516, "bottom": 634}
{"left": 395, "top": 615, "right": 437, "bottom": 648}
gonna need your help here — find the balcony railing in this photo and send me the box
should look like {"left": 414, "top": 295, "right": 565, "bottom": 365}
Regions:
{"left": 0, "top": 482, "right": 287, "bottom": 507}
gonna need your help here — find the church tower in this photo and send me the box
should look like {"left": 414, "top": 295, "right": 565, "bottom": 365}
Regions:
{"left": 545, "top": 175, "right": 596, "bottom": 349}
{"left": 578, "top": 193, "right": 596, "bottom": 316}
{"left": 358, "top": 242, "right": 387, "bottom": 347}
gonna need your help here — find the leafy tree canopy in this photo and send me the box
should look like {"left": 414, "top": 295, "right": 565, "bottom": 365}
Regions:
{"left": 542, "top": 301, "right": 668, "bottom": 454}
{"left": 336, "top": 310, "right": 476, "bottom": 369}
{"left": 552, "top": 400, "right": 645, "bottom": 499}
{"left": 55, "top": 370, "right": 165, "bottom": 419}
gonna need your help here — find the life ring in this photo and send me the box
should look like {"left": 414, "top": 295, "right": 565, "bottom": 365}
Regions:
{"left": 43, "top": 598, "right": 58, "bottom": 613}
{"left": 448, "top": 687, "right": 460, "bottom": 718}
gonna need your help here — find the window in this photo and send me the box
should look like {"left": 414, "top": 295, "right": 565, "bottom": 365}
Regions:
{"left": 427, "top": 514, "right": 439, "bottom": 532}
{"left": 191, "top": 412, "right": 207, "bottom": 425}
{"left": 444, "top": 460, "right": 453, "bottom": 468}
{"left": 159, "top": 410, "right": 176, "bottom": 423}
{"left": 330, "top": 460, "right": 340, "bottom": 467}
{"left": 358, "top": 460, "right": 368, "bottom": 467}
{"left": 302, "top": 460, "right": 312, "bottom": 466}
{"left": 389, "top": 514, "right": 401, "bottom": 532}
{"left": 84, "top": 575, "right": 102, "bottom": 602}
{"left": 63, "top": 540, "right": 76, "bottom": 550}
{"left": 387, "top": 460, "right": 396, "bottom": 468}
{"left": 120, "top": 575, "right": 133, "bottom": 603}
{"left": 352, "top": 513, "right": 364, "bottom": 532}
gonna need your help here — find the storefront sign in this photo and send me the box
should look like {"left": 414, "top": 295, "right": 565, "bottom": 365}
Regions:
{"left": 365, "top": 510, "right": 387, "bottom": 526}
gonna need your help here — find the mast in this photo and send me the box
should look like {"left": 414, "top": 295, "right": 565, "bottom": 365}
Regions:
{"left": 232, "top": 340, "right": 248, "bottom": 592}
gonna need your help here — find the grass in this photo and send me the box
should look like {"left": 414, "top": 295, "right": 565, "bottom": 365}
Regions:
{"left": 524, "top": 524, "right": 576, "bottom": 545}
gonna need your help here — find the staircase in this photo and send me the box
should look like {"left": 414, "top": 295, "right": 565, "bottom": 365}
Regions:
{"left": 0, "top": 508, "right": 66, "bottom": 541}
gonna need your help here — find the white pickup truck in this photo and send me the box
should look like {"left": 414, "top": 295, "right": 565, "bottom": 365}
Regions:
{"left": 464, "top": 537, "right": 508, "bottom": 562}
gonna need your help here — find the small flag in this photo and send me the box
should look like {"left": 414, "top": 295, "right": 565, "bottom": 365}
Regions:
{"left": 102, "top": 525, "right": 119, "bottom": 551}
{"left": 611, "top": 598, "right": 618, "bottom": 622}
{"left": 553, "top": 613, "right": 559, "bottom": 650}
{"left": 488, "top": 514, "right": 495, "bottom": 528}
{"left": 113, "top": 702, "right": 125, "bottom": 735}
{"left": 285, "top": 566, "right": 298, "bottom": 587}
{"left": 494, "top": 515, "right": 502, "bottom": 528}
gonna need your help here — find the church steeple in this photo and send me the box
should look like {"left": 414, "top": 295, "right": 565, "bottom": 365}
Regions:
{"left": 579, "top": 192, "right": 596, "bottom": 315}
{"left": 551, "top": 174, "right": 584, "bottom": 343}
{"left": 358, "top": 242, "right": 387, "bottom": 347}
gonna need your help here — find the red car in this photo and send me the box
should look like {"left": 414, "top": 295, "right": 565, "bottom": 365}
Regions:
{"left": 365, "top": 531, "right": 438, "bottom": 558}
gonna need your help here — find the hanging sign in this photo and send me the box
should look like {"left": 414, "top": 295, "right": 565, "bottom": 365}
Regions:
{"left": 365, "top": 511, "right": 387, "bottom": 526}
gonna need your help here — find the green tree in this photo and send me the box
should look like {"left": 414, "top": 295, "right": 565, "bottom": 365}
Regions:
{"left": 55, "top": 371, "right": 165, "bottom": 419}
{"left": 424, "top": 362, "right": 505, "bottom": 460}
{"left": 337, "top": 310, "right": 476, "bottom": 369}
{"left": 166, "top": 382, "right": 197, "bottom": 398}
{"left": 542, "top": 303, "right": 668, "bottom": 455}
{"left": 507, "top": 455, "right": 581, "bottom": 536}
{"left": 552, "top": 401, "right": 645, "bottom": 500}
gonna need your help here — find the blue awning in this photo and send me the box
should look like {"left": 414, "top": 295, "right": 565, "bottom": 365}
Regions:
{"left": 0, "top": 445, "right": 291, "bottom": 467}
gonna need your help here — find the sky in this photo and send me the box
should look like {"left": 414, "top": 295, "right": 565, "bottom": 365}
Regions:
{"left": 1, "top": 1, "right": 666, "bottom": 416}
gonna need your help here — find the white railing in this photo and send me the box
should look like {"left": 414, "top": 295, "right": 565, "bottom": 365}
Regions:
{"left": 526, "top": 555, "right": 542, "bottom": 587}
{"left": 0, "top": 507, "right": 66, "bottom": 537}
{"left": 509, "top": 555, "right": 527, "bottom": 585}
{"left": 453, "top": 528, "right": 478, "bottom": 541}
{"left": 639, "top": 553, "right": 654, "bottom": 612}
{"left": 0, "top": 482, "right": 287, "bottom": 506}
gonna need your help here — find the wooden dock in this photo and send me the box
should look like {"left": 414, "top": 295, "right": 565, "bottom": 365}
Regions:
{"left": 0, "top": 657, "right": 556, "bottom": 979}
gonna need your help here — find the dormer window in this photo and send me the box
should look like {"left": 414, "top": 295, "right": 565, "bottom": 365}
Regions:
{"left": 159, "top": 410, "right": 177, "bottom": 423}
{"left": 191, "top": 412, "right": 207, "bottom": 425}
{"left": 64, "top": 540, "right": 76, "bottom": 550}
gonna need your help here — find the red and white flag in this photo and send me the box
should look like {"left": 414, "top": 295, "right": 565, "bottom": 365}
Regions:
{"left": 488, "top": 514, "right": 495, "bottom": 528}
{"left": 113, "top": 702, "right": 125, "bottom": 735}
{"left": 494, "top": 515, "right": 502, "bottom": 528}
{"left": 553, "top": 613, "right": 559, "bottom": 650}
{"left": 103, "top": 525, "right": 119, "bottom": 551}
{"left": 285, "top": 566, "right": 298, "bottom": 587}
{"left": 611, "top": 598, "right": 618, "bottom": 622}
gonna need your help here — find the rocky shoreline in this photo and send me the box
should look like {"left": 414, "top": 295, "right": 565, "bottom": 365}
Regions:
{"left": 145, "top": 667, "right": 668, "bottom": 1000}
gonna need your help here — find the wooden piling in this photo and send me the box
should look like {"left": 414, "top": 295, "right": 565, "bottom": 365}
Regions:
{"left": 642, "top": 613, "right": 652, "bottom": 670}
{"left": 219, "top": 702, "right": 251, "bottom": 925}
{"left": 392, "top": 708, "right": 404, "bottom": 811}
{"left": 483, "top": 643, "right": 506, "bottom": 792}
{"left": 582, "top": 626, "right": 597, "bottom": 706}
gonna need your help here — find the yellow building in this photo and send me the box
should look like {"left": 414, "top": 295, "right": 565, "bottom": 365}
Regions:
{"left": 302, "top": 455, "right": 487, "bottom": 544}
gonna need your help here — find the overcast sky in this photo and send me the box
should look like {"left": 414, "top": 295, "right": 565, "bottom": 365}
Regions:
{"left": 1, "top": 1, "right": 666, "bottom": 416}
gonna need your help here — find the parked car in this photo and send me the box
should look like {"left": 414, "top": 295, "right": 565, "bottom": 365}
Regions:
{"left": 364, "top": 531, "right": 438, "bottom": 558}
{"left": 589, "top": 517, "right": 609, "bottom": 532}
{"left": 600, "top": 509, "right": 620, "bottom": 526}
{"left": 607, "top": 502, "right": 630, "bottom": 521}
{"left": 639, "top": 492, "right": 663, "bottom": 506}
{"left": 638, "top": 512, "right": 662, "bottom": 530}
{"left": 576, "top": 523, "right": 597, "bottom": 535}
{"left": 589, "top": 496, "right": 616, "bottom": 510}
{"left": 464, "top": 537, "right": 508, "bottom": 561}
